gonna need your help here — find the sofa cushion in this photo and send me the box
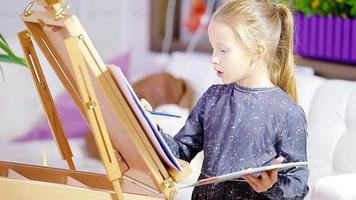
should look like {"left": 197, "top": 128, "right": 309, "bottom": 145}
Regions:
{"left": 295, "top": 73, "right": 325, "bottom": 117}
{"left": 333, "top": 91, "right": 356, "bottom": 173}
{"left": 307, "top": 80, "right": 356, "bottom": 191}
{"left": 311, "top": 174, "right": 356, "bottom": 200}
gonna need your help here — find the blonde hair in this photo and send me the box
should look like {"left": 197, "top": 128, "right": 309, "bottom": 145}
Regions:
{"left": 213, "top": 0, "right": 298, "bottom": 103}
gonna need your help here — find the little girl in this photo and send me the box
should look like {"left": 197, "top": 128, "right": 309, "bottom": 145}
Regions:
{"left": 143, "top": 0, "right": 309, "bottom": 199}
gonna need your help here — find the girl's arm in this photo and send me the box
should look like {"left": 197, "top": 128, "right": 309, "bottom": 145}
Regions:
{"left": 142, "top": 85, "right": 215, "bottom": 162}
{"left": 263, "top": 106, "right": 309, "bottom": 199}
{"left": 158, "top": 89, "right": 209, "bottom": 162}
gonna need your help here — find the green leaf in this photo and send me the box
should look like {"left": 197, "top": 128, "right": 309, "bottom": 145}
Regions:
{"left": 0, "top": 54, "right": 27, "bottom": 67}
{"left": 351, "top": 6, "right": 356, "bottom": 17}
{"left": 0, "top": 41, "right": 17, "bottom": 59}
{"left": 294, "top": 0, "right": 356, "bottom": 18}
{"left": 304, "top": 7, "right": 315, "bottom": 16}
{"left": 0, "top": 54, "right": 18, "bottom": 63}
{"left": 0, "top": 42, "right": 27, "bottom": 67}
{"left": 0, "top": 34, "right": 27, "bottom": 67}
{"left": 294, "top": 0, "right": 312, "bottom": 13}
{"left": 320, "top": 1, "right": 331, "bottom": 16}
{"left": 0, "top": 34, "right": 9, "bottom": 47}
{"left": 17, "top": 57, "right": 27, "bottom": 67}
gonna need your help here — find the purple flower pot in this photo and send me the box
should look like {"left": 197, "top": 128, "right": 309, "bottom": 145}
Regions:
{"left": 333, "top": 17, "right": 342, "bottom": 60}
{"left": 317, "top": 15, "right": 326, "bottom": 58}
{"left": 309, "top": 15, "right": 318, "bottom": 57}
{"left": 325, "top": 15, "right": 334, "bottom": 58}
{"left": 294, "top": 12, "right": 303, "bottom": 54}
{"left": 351, "top": 20, "right": 356, "bottom": 62}
{"left": 294, "top": 12, "right": 356, "bottom": 65}
{"left": 342, "top": 19, "right": 351, "bottom": 61}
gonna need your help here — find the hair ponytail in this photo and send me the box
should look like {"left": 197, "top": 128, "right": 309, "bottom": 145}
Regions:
{"left": 272, "top": 4, "right": 298, "bottom": 103}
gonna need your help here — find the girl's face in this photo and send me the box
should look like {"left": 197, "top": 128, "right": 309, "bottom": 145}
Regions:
{"left": 208, "top": 20, "right": 252, "bottom": 84}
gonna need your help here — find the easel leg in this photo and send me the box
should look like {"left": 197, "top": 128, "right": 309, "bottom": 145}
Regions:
{"left": 64, "top": 36, "right": 124, "bottom": 200}
{"left": 18, "top": 30, "right": 75, "bottom": 170}
{"left": 23, "top": 21, "right": 87, "bottom": 119}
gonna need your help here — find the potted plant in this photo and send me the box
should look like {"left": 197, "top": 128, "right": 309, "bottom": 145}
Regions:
{"left": 293, "top": 0, "right": 356, "bottom": 64}
{"left": 0, "top": 34, "right": 27, "bottom": 78}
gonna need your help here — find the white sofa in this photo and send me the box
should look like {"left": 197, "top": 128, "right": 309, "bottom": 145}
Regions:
{"left": 296, "top": 74, "right": 356, "bottom": 200}
{"left": 160, "top": 52, "right": 356, "bottom": 200}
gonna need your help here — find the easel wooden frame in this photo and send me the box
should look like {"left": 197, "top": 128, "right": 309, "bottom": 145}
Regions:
{"left": 0, "top": 1, "right": 190, "bottom": 199}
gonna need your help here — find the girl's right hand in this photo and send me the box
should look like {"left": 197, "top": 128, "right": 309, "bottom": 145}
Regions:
{"left": 141, "top": 98, "right": 153, "bottom": 111}
{"left": 140, "top": 98, "right": 158, "bottom": 128}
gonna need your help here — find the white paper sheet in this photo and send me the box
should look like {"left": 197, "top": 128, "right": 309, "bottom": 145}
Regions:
{"left": 108, "top": 66, "right": 182, "bottom": 170}
{"left": 177, "top": 161, "right": 308, "bottom": 189}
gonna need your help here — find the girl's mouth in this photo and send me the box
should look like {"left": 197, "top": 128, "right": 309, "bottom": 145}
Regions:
{"left": 216, "top": 70, "right": 224, "bottom": 77}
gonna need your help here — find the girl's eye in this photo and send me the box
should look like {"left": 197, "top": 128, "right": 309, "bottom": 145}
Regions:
{"left": 220, "top": 49, "right": 227, "bottom": 53}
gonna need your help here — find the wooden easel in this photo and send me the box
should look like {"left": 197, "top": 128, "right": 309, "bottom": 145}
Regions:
{"left": 0, "top": 0, "right": 190, "bottom": 199}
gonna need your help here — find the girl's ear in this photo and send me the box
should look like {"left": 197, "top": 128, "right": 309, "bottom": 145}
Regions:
{"left": 254, "top": 43, "right": 266, "bottom": 60}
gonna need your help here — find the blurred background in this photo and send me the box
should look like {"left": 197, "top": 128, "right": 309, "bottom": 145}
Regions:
{"left": 1, "top": 1, "right": 356, "bottom": 200}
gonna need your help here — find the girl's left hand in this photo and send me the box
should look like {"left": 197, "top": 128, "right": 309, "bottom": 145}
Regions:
{"left": 242, "top": 156, "right": 284, "bottom": 193}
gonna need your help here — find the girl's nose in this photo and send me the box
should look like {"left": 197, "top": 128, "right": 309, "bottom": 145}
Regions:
{"left": 211, "top": 55, "right": 219, "bottom": 65}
